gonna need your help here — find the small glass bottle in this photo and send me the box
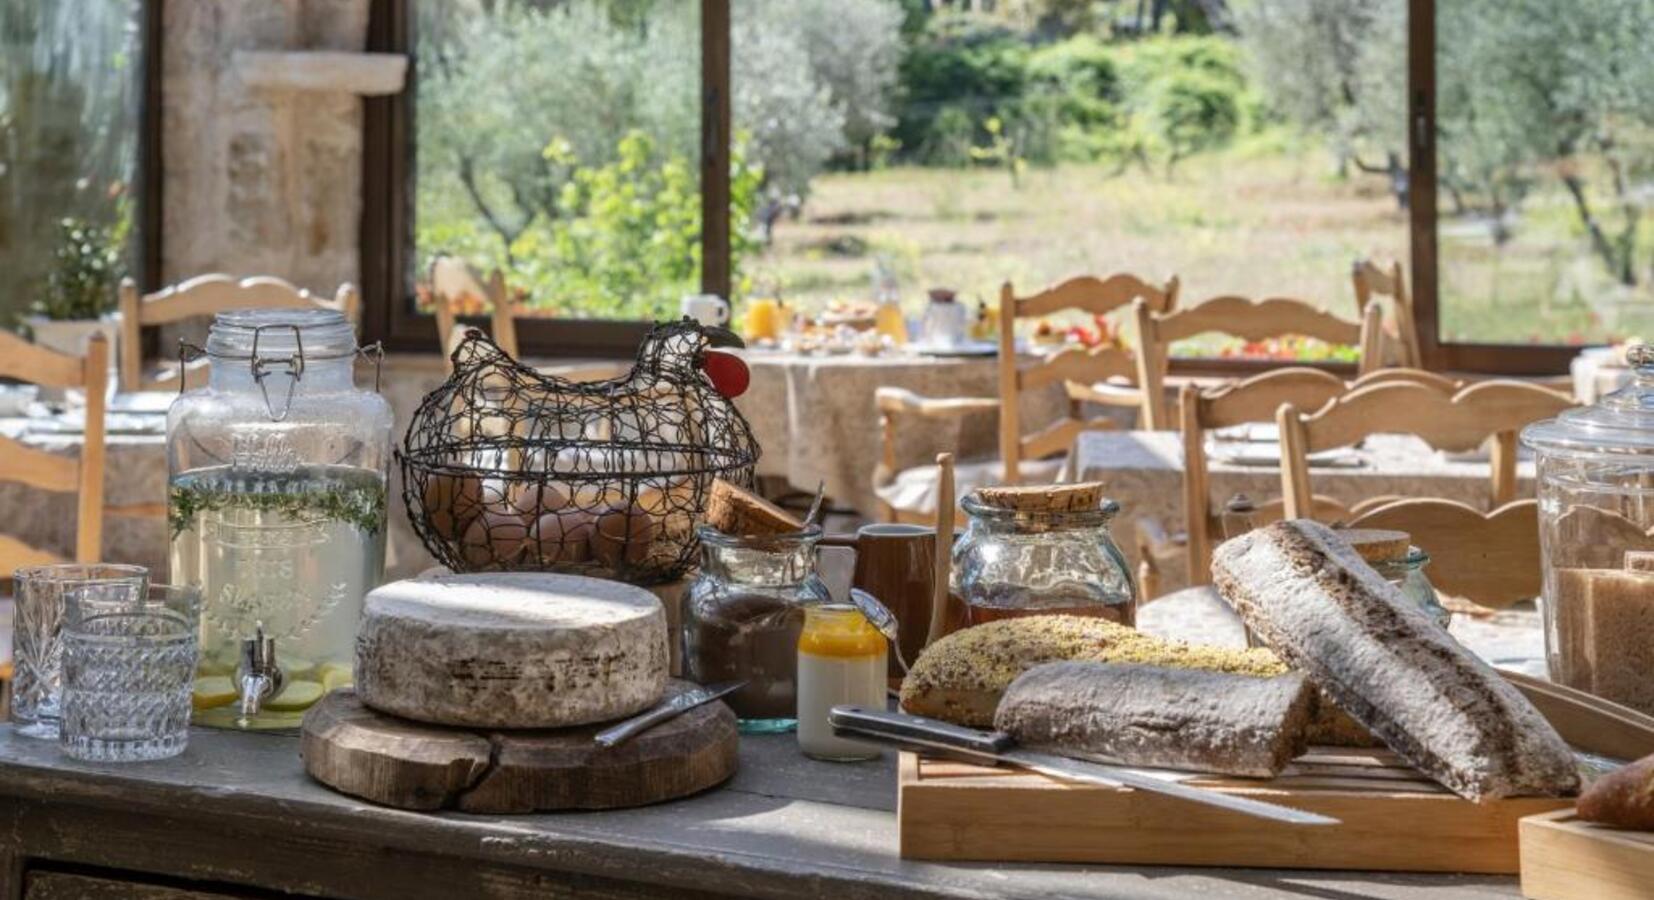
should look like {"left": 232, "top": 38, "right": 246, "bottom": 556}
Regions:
{"left": 796, "top": 604, "right": 886, "bottom": 761}
{"left": 952, "top": 493, "right": 1135, "bottom": 626}
{"left": 683, "top": 525, "right": 830, "bottom": 733}
{"left": 1371, "top": 547, "right": 1449, "bottom": 629}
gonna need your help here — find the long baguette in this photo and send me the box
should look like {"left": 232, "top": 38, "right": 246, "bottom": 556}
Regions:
{"left": 996, "top": 661, "right": 1314, "bottom": 778}
{"left": 1212, "top": 519, "right": 1579, "bottom": 800}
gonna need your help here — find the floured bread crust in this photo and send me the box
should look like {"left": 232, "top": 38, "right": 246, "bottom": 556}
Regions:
{"left": 1213, "top": 520, "right": 1578, "bottom": 800}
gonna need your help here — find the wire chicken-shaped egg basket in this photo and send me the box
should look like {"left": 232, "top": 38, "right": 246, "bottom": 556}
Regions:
{"left": 398, "top": 321, "right": 760, "bottom": 585}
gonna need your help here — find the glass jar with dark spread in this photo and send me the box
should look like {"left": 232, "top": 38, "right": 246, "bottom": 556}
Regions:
{"left": 952, "top": 491, "right": 1135, "bottom": 626}
{"left": 683, "top": 524, "right": 830, "bottom": 733}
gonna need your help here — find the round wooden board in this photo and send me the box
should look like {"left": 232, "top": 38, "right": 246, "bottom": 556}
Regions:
{"left": 300, "top": 680, "right": 738, "bottom": 814}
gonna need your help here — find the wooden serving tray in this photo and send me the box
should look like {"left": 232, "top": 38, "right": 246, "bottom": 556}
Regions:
{"left": 1520, "top": 809, "right": 1654, "bottom": 900}
{"left": 898, "top": 747, "right": 1570, "bottom": 873}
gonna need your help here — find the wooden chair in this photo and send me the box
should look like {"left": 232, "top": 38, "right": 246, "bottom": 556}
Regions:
{"left": 1277, "top": 379, "right": 1577, "bottom": 521}
{"left": 1136, "top": 366, "right": 1452, "bottom": 599}
{"left": 1132, "top": 294, "right": 1387, "bottom": 409}
{"left": 1352, "top": 259, "right": 1421, "bottom": 368}
{"left": 874, "top": 272, "right": 1179, "bottom": 524}
{"left": 1344, "top": 498, "right": 1541, "bottom": 610}
{"left": 430, "top": 257, "right": 521, "bottom": 366}
{"left": 0, "top": 333, "right": 107, "bottom": 566}
{"left": 118, "top": 275, "right": 359, "bottom": 392}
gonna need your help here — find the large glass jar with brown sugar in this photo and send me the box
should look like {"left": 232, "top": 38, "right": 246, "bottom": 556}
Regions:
{"left": 167, "top": 309, "right": 392, "bottom": 729}
{"left": 1522, "top": 344, "right": 1654, "bottom": 715}
{"left": 951, "top": 484, "right": 1135, "bottom": 627}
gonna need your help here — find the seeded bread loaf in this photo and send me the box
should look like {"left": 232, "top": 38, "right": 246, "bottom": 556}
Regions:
{"left": 1213, "top": 519, "right": 1579, "bottom": 800}
{"left": 898, "top": 614, "right": 1373, "bottom": 746}
{"left": 996, "top": 661, "right": 1314, "bottom": 778}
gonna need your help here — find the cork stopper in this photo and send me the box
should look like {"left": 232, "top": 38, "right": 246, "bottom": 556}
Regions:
{"left": 973, "top": 481, "right": 1108, "bottom": 512}
{"left": 703, "top": 479, "right": 803, "bottom": 537}
{"left": 1337, "top": 528, "right": 1412, "bottom": 563}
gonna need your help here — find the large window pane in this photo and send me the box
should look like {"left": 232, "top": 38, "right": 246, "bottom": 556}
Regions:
{"left": 413, "top": 0, "right": 700, "bottom": 324}
{"left": 0, "top": 0, "right": 141, "bottom": 323}
{"left": 737, "top": 3, "right": 1407, "bottom": 362}
{"left": 1436, "top": 0, "right": 1654, "bottom": 346}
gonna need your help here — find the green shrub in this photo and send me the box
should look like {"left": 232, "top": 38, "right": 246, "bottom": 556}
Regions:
{"left": 894, "top": 18, "right": 1030, "bottom": 164}
{"left": 31, "top": 217, "right": 124, "bottom": 321}
{"left": 1143, "top": 69, "right": 1241, "bottom": 167}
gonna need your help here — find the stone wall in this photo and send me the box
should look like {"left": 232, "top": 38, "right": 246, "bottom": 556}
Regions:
{"left": 162, "top": 0, "right": 386, "bottom": 293}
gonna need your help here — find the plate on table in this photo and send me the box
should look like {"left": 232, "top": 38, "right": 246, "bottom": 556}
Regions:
{"left": 1207, "top": 440, "right": 1363, "bottom": 468}
{"left": 1211, "top": 422, "right": 1280, "bottom": 444}
{"left": 909, "top": 341, "right": 998, "bottom": 357}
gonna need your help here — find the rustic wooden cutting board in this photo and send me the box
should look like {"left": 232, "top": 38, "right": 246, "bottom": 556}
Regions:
{"left": 300, "top": 681, "right": 738, "bottom": 813}
{"left": 898, "top": 747, "right": 1570, "bottom": 873}
{"left": 1520, "top": 809, "right": 1654, "bottom": 900}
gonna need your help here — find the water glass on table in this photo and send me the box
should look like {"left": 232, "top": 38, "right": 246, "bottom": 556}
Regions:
{"left": 11, "top": 564, "right": 148, "bottom": 740}
{"left": 59, "top": 582, "right": 200, "bottom": 762}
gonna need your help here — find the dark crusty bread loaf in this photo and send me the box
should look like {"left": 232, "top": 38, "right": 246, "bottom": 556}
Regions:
{"left": 1213, "top": 519, "right": 1579, "bottom": 800}
{"left": 996, "top": 661, "right": 1314, "bottom": 778}
{"left": 898, "top": 614, "right": 1375, "bottom": 746}
{"left": 1577, "top": 753, "right": 1654, "bottom": 828}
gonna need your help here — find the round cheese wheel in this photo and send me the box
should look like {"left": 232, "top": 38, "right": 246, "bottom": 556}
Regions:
{"left": 355, "top": 572, "right": 668, "bottom": 728}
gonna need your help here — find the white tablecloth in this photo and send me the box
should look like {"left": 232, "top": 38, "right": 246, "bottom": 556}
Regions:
{"left": 734, "top": 350, "right": 1067, "bottom": 515}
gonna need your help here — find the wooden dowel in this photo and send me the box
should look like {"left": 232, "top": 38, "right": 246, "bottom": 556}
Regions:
{"left": 927, "top": 453, "right": 955, "bottom": 648}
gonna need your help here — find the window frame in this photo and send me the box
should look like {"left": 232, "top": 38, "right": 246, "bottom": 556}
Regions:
{"left": 359, "top": 0, "right": 731, "bottom": 358}
{"left": 362, "top": 0, "right": 1579, "bottom": 374}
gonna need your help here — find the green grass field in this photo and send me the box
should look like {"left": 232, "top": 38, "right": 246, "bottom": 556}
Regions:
{"left": 750, "top": 147, "right": 1654, "bottom": 347}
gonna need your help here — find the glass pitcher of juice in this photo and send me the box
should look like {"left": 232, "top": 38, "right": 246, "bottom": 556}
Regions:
{"left": 167, "top": 309, "right": 393, "bottom": 729}
{"left": 743, "top": 297, "right": 784, "bottom": 343}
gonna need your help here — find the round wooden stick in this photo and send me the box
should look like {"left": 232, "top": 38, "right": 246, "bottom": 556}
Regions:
{"left": 927, "top": 453, "right": 956, "bottom": 648}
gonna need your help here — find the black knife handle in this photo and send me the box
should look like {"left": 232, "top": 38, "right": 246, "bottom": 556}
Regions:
{"left": 827, "top": 706, "right": 1015, "bottom": 755}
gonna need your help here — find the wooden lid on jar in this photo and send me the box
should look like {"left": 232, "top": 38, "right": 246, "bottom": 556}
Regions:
{"left": 974, "top": 481, "right": 1108, "bottom": 512}
{"left": 1337, "top": 528, "right": 1412, "bottom": 563}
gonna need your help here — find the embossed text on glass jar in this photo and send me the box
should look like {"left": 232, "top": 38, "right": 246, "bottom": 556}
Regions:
{"left": 166, "top": 309, "right": 392, "bottom": 729}
{"left": 682, "top": 525, "right": 830, "bottom": 733}
{"left": 952, "top": 495, "right": 1135, "bottom": 626}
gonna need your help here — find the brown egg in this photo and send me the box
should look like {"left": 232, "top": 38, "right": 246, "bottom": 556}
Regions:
{"left": 459, "top": 507, "right": 531, "bottom": 569}
{"left": 507, "top": 480, "right": 570, "bottom": 519}
{"left": 533, "top": 509, "right": 596, "bottom": 565}
{"left": 590, "top": 504, "right": 660, "bottom": 568}
{"left": 422, "top": 472, "right": 484, "bottom": 541}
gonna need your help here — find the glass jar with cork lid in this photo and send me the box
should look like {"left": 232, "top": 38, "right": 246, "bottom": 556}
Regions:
{"left": 951, "top": 482, "right": 1135, "bottom": 626}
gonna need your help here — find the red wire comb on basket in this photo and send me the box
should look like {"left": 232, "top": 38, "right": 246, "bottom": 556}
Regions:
{"left": 398, "top": 318, "right": 760, "bottom": 585}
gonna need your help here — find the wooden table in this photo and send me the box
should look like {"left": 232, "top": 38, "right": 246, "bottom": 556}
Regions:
{"left": 0, "top": 725, "right": 1524, "bottom": 899}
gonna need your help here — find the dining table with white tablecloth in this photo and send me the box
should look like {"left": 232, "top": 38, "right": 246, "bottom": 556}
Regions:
{"left": 1074, "top": 428, "right": 1537, "bottom": 595}
{"left": 733, "top": 349, "right": 1068, "bottom": 516}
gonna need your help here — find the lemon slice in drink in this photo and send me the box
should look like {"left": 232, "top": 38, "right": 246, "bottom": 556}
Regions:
{"left": 192, "top": 676, "right": 237, "bottom": 711}
{"left": 317, "top": 663, "right": 354, "bottom": 692}
{"left": 265, "top": 680, "right": 325, "bottom": 712}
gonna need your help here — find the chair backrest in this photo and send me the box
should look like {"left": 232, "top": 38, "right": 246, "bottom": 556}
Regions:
{"left": 1134, "top": 295, "right": 1386, "bottom": 416}
{"left": 430, "top": 257, "right": 520, "bottom": 367}
{"left": 118, "top": 274, "right": 359, "bottom": 391}
{"left": 1179, "top": 367, "right": 1349, "bottom": 585}
{"left": 0, "top": 332, "right": 107, "bottom": 567}
{"left": 1276, "top": 379, "right": 1576, "bottom": 521}
{"left": 1352, "top": 259, "right": 1420, "bottom": 368}
{"left": 1345, "top": 498, "right": 1540, "bottom": 610}
{"left": 1180, "top": 366, "right": 1481, "bottom": 586}
{"left": 996, "top": 273, "right": 1179, "bottom": 482}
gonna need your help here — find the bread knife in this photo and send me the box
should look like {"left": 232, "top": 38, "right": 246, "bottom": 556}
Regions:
{"left": 594, "top": 681, "right": 744, "bottom": 748}
{"left": 829, "top": 706, "right": 1339, "bottom": 827}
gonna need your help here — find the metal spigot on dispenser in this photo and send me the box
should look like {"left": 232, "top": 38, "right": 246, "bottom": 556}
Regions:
{"left": 236, "top": 626, "right": 284, "bottom": 724}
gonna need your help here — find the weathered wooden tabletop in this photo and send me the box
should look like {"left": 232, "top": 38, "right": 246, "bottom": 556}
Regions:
{"left": 0, "top": 725, "right": 1524, "bottom": 899}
